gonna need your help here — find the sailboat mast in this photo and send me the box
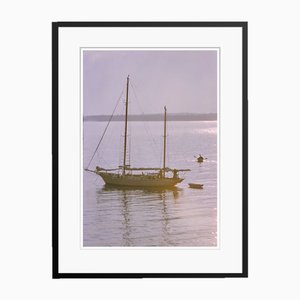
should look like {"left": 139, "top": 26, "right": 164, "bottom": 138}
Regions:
{"left": 123, "top": 75, "right": 130, "bottom": 175}
{"left": 163, "top": 106, "right": 167, "bottom": 177}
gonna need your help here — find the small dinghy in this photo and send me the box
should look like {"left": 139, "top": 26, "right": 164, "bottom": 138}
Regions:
{"left": 188, "top": 183, "right": 204, "bottom": 189}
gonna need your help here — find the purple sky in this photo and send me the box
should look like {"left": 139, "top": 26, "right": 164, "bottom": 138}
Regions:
{"left": 83, "top": 50, "right": 218, "bottom": 115}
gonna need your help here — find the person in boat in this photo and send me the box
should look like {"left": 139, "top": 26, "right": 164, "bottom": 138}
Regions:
{"left": 173, "top": 169, "right": 178, "bottom": 179}
{"left": 197, "top": 154, "right": 204, "bottom": 162}
{"left": 158, "top": 169, "right": 163, "bottom": 178}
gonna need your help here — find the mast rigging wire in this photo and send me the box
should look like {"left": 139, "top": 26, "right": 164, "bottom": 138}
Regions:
{"left": 86, "top": 88, "right": 124, "bottom": 169}
{"left": 129, "top": 81, "right": 160, "bottom": 163}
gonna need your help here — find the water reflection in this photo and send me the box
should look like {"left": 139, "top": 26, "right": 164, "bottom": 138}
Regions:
{"left": 160, "top": 192, "right": 171, "bottom": 245}
{"left": 120, "top": 190, "right": 131, "bottom": 246}
{"left": 95, "top": 184, "right": 183, "bottom": 246}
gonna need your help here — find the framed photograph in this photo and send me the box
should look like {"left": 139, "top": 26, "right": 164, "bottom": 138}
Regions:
{"left": 52, "top": 22, "right": 248, "bottom": 278}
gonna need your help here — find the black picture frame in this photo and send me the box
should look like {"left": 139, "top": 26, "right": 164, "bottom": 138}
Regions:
{"left": 52, "top": 21, "right": 248, "bottom": 278}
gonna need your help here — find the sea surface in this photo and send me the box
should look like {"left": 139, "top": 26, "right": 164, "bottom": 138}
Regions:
{"left": 83, "top": 120, "right": 217, "bottom": 247}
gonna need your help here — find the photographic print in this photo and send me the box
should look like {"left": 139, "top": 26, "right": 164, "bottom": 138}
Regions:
{"left": 82, "top": 49, "right": 218, "bottom": 247}
{"left": 53, "top": 22, "right": 247, "bottom": 278}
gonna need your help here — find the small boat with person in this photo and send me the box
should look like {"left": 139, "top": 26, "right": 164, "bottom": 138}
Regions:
{"left": 195, "top": 154, "right": 206, "bottom": 163}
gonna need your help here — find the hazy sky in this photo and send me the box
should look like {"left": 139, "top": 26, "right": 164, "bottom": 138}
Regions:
{"left": 83, "top": 50, "right": 218, "bottom": 115}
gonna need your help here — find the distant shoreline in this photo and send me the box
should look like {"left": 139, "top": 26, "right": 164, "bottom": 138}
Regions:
{"left": 84, "top": 113, "right": 217, "bottom": 122}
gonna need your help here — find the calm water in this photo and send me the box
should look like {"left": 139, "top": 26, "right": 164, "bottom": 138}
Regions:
{"left": 83, "top": 121, "right": 217, "bottom": 247}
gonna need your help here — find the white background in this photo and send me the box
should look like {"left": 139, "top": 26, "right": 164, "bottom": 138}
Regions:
{"left": 1, "top": 0, "right": 299, "bottom": 299}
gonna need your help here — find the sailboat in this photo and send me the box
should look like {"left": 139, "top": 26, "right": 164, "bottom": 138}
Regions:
{"left": 85, "top": 76, "right": 190, "bottom": 188}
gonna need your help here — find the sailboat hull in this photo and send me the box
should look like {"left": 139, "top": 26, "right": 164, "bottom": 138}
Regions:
{"left": 97, "top": 172, "right": 183, "bottom": 188}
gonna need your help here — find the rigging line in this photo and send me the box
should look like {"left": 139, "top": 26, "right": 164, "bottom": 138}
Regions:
{"left": 130, "top": 80, "right": 150, "bottom": 107}
{"left": 129, "top": 81, "right": 160, "bottom": 162}
{"left": 128, "top": 117, "right": 132, "bottom": 167}
{"left": 86, "top": 88, "right": 124, "bottom": 169}
{"left": 118, "top": 104, "right": 125, "bottom": 167}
